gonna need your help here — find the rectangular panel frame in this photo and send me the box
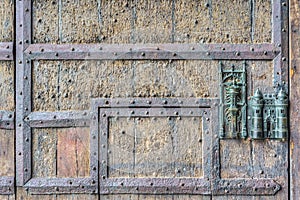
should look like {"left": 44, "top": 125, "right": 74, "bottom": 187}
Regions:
{"left": 92, "top": 98, "right": 213, "bottom": 195}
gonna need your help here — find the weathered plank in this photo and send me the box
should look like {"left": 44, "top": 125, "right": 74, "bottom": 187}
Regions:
{"left": 290, "top": 0, "right": 300, "bottom": 199}
{"left": 33, "top": 60, "right": 218, "bottom": 112}
{"left": 57, "top": 128, "right": 90, "bottom": 178}
{"left": 60, "top": 0, "right": 100, "bottom": 43}
{"left": 108, "top": 116, "right": 203, "bottom": 178}
{"left": 219, "top": 140, "right": 252, "bottom": 179}
{"left": 211, "top": 0, "right": 251, "bottom": 43}
{"left": 32, "top": 0, "right": 58, "bottom": 43}
{"left": 32, "top": 128, "right": 90, "bottom": 178}
{"left": 0, "top": 61, "right": 14, "bottom": 111}
{"left": 134, "top": 0, "right": 173, "bottom": 43}
{"left": 100, "top": 0, "right": 133, "bottom": 43}
{"left": 32, "top": 60, "right": 60, "bottom": 111}
{"left": 0, "top": 130, "right": 14, "bottom": 177}
{"left": 32, "top": 128, "right": 57, "bottom": 178}
{"left": 174, "top": 0, "right": 209, "bottom": 43}
{"left": 253, "top": 0, "right": 272, "bottom": 43}
{"left": 0, "top": 0, "right": 13, "bottom": 42}
{"left": 31, "top": 0, "right": 273, "bottom": 45}
{"left": 99, "top": 194, "right": 211, "bottom": 200}
{"left": 17, "top": 188, "right": 97, "bottom": 199}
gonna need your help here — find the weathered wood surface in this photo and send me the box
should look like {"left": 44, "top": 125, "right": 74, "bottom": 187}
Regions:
{"left": 0, "top": 61, "right": 14, "bottom": 111}
{"left": 0, "top": 0, "right": 290, "bottom": 199}
{"left": 213, "top": 60, "right": 288, "bottom": 200}
{"left": 32, "top": 128, "right": 90, "bottom": 178}
{"left": 32, "top": 60, "right": 218, "bottom": 111}
{"left": 290, "top": 0, "right": 300, "bottom": 199}
{"left": 0, "top": 0, "right": 13, "bottom": 42}
{"left": 0, "top": 1, "right": 14, "bottom": 199}
{"left": 32, "top": 0, "right": 271, "bottom": 44}
{"left": 108, "top": 117, "right": 203, "bottom": 178}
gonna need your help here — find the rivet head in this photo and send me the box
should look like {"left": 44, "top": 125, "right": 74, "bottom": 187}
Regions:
{"left": 141, "top": 52, "right": 145, "bottom": 56}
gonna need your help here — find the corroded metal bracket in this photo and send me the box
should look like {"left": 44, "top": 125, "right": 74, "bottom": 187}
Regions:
{"left": 213, "top": 179, "right": 281, "bottom": 195}
{"left": 219, "top": 62, "right": 247, "bottom": 139}
{"left": 0, "top": 177, "right": 14, "bottom": 195}
{"left": 250, "top": 89, "right": 288, "bottom": 140}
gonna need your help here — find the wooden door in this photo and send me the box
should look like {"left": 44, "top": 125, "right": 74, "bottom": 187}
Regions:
{"left": 0, "top": 0, "right": 298, "bottom": 199}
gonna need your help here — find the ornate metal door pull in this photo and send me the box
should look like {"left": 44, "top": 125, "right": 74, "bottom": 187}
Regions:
{"left": 219, "top": 62, "right": 247, "bottom": 139}
{"left": 219, "top": 62, "right": 288, "bottom": 140}
{"left": 250, "top": 89, "right": 288, "bottom": 140}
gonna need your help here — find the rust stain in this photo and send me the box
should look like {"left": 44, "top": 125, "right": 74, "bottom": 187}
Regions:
{"left": 291, "top": 68, "right": 295, "bottom": 78}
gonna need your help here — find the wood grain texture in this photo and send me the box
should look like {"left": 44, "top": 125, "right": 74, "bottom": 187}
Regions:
{"left": 57, "top": 127, "right": 90, "bottom": 178}
{"left": 32, "top": 128, "right": 90, "bottom": 178}
{"left": 134, "top": 0, "right": 173, "bottom": 43}
{"left": 60, "top": 0, "right": 100, "bottom": 43}
{"left": 31, "top": 0, "right": 272, "bottom": 44}
{"left": 99, "top": 194, "right": 211, "bottom": 200}
{"left": 0, "top": 62, "right": 14, "bottom": 111}
{"left": 253, "top": 0, "right": 272, "bottom": 43}
{"left": 0, "top": 0, "right": 13, "bottom": 42}
{"left": 17, "top": 187, "right": 98, "bottom": 200}
{"left": 0, "top": 195, "right": 14, "bottom": 200}
{"left": 33, "top": 60, "right": 218, "bottom": 112}
{"left": 211, "top": 0, "right": 251, "bottom": 43}
{"left": 32, "top": 128, "right": 57, "bottom": 178}
{"left": 0, "top": 130, "right": 14, "bottom": 177}
{"left": 108, "top": 117, "right": 203, "bottom": 178}
{"left": 32, "top": 0, "right": 58, "bottom": 43}
{"left": 290, "top": 0, "right": 300, "bottom": 199}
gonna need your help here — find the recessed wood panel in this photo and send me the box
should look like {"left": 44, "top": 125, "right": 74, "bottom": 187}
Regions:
{"left": 108, "top": 117, "right": 203, "bottom": 178}
{"left": 32, "top": 128, "right": 90, "bottom": 178}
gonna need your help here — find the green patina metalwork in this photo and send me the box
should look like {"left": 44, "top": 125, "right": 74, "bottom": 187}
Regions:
{"left": 250, "top": 89, "right": 288, "bottom": 140}
{"left": 219, "top": 62, "right": 247, "bottom": 139}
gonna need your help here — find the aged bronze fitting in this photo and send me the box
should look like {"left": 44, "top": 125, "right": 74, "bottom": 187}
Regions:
{"left": 219, "top": 62, "right": 247, "bottom": 139}
{"left": 250, "top": 89, "right": 288, "bottom": 140}
{"left": 219, "top": 61, "right": 288, "bottom": 140}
